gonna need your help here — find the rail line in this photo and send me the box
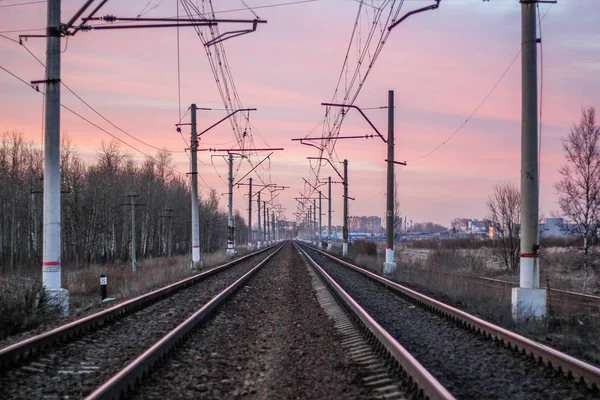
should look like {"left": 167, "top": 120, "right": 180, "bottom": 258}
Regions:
{"left": 86, "top": 244, "right": 284, "bottom": 399}
{"left": 296, "top": 242, "right": 454, "bottom": 400}
{"left": 298, "top": 242, "right": 600, "bottom": 398}
{"left": 0, "top": 244, "right": 282, "bottom": 398}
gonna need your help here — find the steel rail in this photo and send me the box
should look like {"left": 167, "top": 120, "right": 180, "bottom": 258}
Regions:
{"left": 295, "top": 243, "right": 454, "bottom": 400}
{"left": 0, "top": 244, "right": 278, "bottom": 369}
{"left": 86, "top": 243, "right": 285, "bottom": 400}
{"left": 302, "top": 243, "right": 600, "bottom": 390}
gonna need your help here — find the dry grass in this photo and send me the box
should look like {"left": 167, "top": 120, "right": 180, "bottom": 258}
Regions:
{"left": 0, "top": 247, "right": 249, "bottom": 341}
{"left": 0, "top": 276, "right": 60, "bottom": 340}
{"left": 340, "top": 242, "right": 600, "bottom": 366}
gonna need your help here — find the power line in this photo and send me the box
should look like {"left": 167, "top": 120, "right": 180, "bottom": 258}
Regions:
{"left": 407, "top": 4, "right": 554, "bottom": 163}
{"left": 0, "top": 0, "right": 45, "bottom": 8}
{"left": 0, "top": 63, "right": 211, "bottom": 187}
{"left": 1, "top": 35, "right": 188, "bottom": 154}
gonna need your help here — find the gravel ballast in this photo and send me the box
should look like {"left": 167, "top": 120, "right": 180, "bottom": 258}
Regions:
{"left": 133, "top": 242, "right": 373, "bottom": 399}
{"left": 304, "top": 246, "right": 597, "bottom": 400}
{"left": 0, "top": 248, "right": 277, "bottom": 398}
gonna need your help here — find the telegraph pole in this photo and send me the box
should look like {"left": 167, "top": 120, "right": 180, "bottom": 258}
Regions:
{"left": 227, "top": 153, "right": 235, "bottom": 257}
{"left": 327, "top": 176, "right": 332, "bottom": 251}
{"left": 247, "top": 178, "right": 253, "bottom": 250}
{"left": 190, "top": 104, "right": 201, "bottom": 269}
{"left": 263, "top": 201, "right": 267, "bottom": 246}
{"left": 313, "top": 199, "right": 317, "bottom": 246}
{"left": 343, "top": 159, "right": 349, "bottom": 256}
{"left": 257, "top": 192, "right": 262, "bottom": 249}
{"left": 122, "top": 194, "right": 146, "bottom": 272}
{"left": 41, "top": 0, "right": 68, "bottom": 316}
{"left": 271, "top": 211, "right": 276, "bottom": 244}
{"left": 384, "top": 90, "right": 397, "bottom": 275}
{"left": 513, "top": 1, "right": 546, "bottom": 319}
{"left": 318, "top": 191, "right": 323, "bottom": 248}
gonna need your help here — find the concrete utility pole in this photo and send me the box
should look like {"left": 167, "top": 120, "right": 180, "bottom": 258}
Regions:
{"left": 257, "top": 192, "right": 262, "bottom": 249}
{"left": 343, "top": 159, "right": 349, "bottom": 256}
{"left": 247, "top": 178, "right": 253, "bottom": 250}
{"left": 41, "top": 0, "right": 68, "bottom": 316}
{"left": 227, "top": 154, "right": 235, "bottom": 257}
{"left": 513, "top": 1, "right": 546, "bottom": 319}
{"left": 125, "top": 194, "right": 145, "bottom": 272}
{"left": 383, "top": 90, "right": 397, "bottom": 275}
{"left": 190, "top": 104, "right": 201, "bottom": 269}
{"left": 313, "top": 199, "right": 317, "bottom": 246}
{"left": 318, "top": 191, "right": 323, "bottom": 248}
{"left": 263, "top": 201, "right": 267, "bottom": 246}
{"left": 327, "top": 176, "right": 332, "bottom": 251}
{"left": 272, "top": 211, "right": 276, "bottom": 244}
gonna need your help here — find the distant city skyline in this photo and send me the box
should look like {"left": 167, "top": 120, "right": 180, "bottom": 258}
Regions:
{"left": 1, "top": 1, "right": 598, "bottom": 226}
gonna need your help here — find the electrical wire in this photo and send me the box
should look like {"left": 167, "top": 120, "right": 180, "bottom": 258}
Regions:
{"left": 0, "top": 63, "right": 209, "bottom": 187}
{"left": 407, "top": 4, "right": 554, "bottom": 164}
{"left": 2, "top": 35, "right": 188, "bottom": 154}
{"left": 0, "top": 0, "right": 45, "bottom": 7}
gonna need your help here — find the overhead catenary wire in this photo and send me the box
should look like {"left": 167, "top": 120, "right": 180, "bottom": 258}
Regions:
{"left": 0, "top": 63, "right": 211, "bottom": 187}
{"left": 1, "top": 34, "right": 189, "bottom": 155}
{"left": 406, "top": 3, "right": 553, "bottom": 163}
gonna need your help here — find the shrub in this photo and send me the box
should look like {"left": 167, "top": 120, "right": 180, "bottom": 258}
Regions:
{"left": 349, "top": 240, "right": 377, "bottom": 257}
{"left": 0, "top": 277, "right": 60, "bottom": 340}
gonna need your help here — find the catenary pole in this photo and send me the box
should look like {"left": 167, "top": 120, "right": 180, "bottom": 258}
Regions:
{"left": 257, "top": 192, "right": 262, "bottom": 249}
{"left": 263, "top": 201, "right": 267, "bottom": 246}
{"left": 248, "top": 178, "right": 252, "bottom": 250}
{"left": 227, "top": 154, "right": 235, "bottom": 257}
{"left": 384, "top": 90, "right": 397, "bottom": 275}
{"left": 129, "top": 194, "right": 138, "bottom": 272}
{"left": 318, "top": 191, "right": 323, "bottom": 248}
{"left": 327, "top": 176, "right": 332, "bottom": 251}
{"left": 513, "top": 1, "right": 546, "bottom": 319}
{"left": 272, "top": 211, "right": 276, "bottom": 244}
{"left": 42, "top": 0, "right": 69, "bottom": 316}
{"left": 343, "top": 159, "right": 349, "bottom": 256}
{"left": 190, "top": 104, "right": 201, "bottom": 269}
{"left": 313, "top": 199, "right": 317, "bottom": 245}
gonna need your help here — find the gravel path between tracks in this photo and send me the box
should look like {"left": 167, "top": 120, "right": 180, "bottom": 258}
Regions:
{"left": 0, "top": 249, "right": 277, "bottom": 399}
{"left": 304, "top": 247, "right": 597, "bottom": 400}
{"left": 133, "top": 242, "right": 373, "bottom": 399}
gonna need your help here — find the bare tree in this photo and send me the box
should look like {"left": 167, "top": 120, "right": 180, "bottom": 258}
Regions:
{"left": 555, "top": 107, "right": 600, "bottom": 292}
{"left": 486, "top": 182, "right": 521, "bottom": 271}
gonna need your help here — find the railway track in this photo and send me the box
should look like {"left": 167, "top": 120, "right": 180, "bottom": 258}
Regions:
{"left": 0, "top": 244, "right": 281, "bottom": 398}
{"left": 3, "top": 241, "right": 598, "bottom": 399}
{"left": 298, "top": 242, "right": 600, "bottom": 399}
{"left": 87, "top": 241, "right": 424, "bottom": 399}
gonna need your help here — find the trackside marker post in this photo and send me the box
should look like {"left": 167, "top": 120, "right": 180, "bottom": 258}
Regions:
{"left": 100, "top": 275, "right": 107, "bottom": 301}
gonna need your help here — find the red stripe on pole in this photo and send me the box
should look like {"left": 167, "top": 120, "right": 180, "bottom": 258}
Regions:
{"left": 192, "top": 246, "right": 200, "bottom": 248}
{"left": 386, "top": 246, "right": 393, "bottom": 250}
{"left": 43, "top": 261, "right": 61, "bottom": 266}
{"left": 520, "top": 253, "right": 539, "bottom": 258}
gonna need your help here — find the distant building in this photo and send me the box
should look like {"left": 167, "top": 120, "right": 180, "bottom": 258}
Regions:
{"left": 348, "top": 216, "right": 382, "bottom": 234}
{"left": 451, "top": 218, "right": 491, "bottom": 235}
{"left": 541, "top": 218, "right": 569, "bottom": 238}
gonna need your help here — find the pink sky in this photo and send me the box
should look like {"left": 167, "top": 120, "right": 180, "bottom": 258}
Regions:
{"left": 1, "top": 0, "right": 599, "bottom": 227}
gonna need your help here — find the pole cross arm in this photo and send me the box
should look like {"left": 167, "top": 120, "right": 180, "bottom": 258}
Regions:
{"left": 321, "top": 103, "right": 386, "bottom": 143}
{"left": 388, "top": 1, "right": 440, "bottom": 31}
{"left": 234, "top": 152, "right": 273, "bottom": 186}
{"left": 307, "top": 157, "right": 344, "bottom": 182}
{"left": 302, "top": 178, "right": 328, "bottom": 199}
{"left": 197, "top": 108, "right": 257, "bottom": 137}
{"left": 385, "top": 159, "right": 408, "bottom": 166}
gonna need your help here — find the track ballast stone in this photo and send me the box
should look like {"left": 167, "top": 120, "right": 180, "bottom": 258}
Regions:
{"left": 304, "top": 247, "right": 597, "bottom": 400}
{"left": 0, "top": 249, "right": 275, "bottom": 398}
{"left": 134, "top": 242, "right": 374, "bottom": 399}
